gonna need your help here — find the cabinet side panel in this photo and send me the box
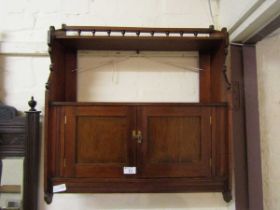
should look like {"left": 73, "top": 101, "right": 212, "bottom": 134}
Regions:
{"left": 64, "top": 106, "right": 76, "bottom": 177}
{"left": 49, "top": 41, "right": 66, "bottom": 101}
{"left": 199, "top": 52, "right": 211, "bottom": 102}
{"left": 45, "top": 106, "right": 60, "bottom": 196}
{"left": 65, "top": 49, "right": 77, "bottom": 101}
{"left": 212, "top": 107, "right": 227, "bottom": 177}
{"left": 210, "top": 42, "right": 227, "bottom": 102}
{"left": 44, "top": 91, "right": 50, "bottom": 196}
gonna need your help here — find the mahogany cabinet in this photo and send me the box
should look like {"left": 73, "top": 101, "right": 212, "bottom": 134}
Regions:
{"left": 45, "top": 25, "right": 231, "bottom": 203}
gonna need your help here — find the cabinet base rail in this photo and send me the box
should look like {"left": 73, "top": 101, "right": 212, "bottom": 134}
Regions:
{"left": 44, "top": 177, "right": 231, "bottom": 203}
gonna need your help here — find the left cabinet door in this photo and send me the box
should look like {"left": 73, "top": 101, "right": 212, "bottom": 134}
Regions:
{"left": 62, "top": 105, "right": 136, "bottom": 178}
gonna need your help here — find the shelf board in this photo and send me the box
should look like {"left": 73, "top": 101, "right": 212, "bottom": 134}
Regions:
{"left": 50, "top": 102, "right": 228, "bottom": 107}
{"left": 49, "top": 25, "right": 227, "bottom": 51}
{"left": 61, "top": 25, "right": 216, "bottom": 33}
{"left": 55, "top": 36, "right": 224, "bottom": 51}
{"left": 52, "top": 176, "right": 226, "bottom": 193}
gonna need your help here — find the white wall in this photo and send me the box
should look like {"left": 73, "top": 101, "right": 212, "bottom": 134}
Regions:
{"left": 256, "top": 31, "right": 280, "bottom": 210}
{"left": 0, "top": 1, "right": 233, "bottom": 210}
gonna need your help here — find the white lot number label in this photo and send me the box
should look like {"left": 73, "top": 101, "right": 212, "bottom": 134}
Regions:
{"left": 123, "top": 166, "right": 136, "bottom": 175}
{"left": 53, "top": 184, "right": 67, "bottom": 193}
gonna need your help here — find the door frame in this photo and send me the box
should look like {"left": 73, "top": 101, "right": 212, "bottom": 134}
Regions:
{"left": 230, "top": 14, "right": 280, "bottom": 209}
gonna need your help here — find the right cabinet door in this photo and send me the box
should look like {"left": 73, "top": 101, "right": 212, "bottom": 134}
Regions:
{"left": 138, "top": 106, "right": 212, "bottom": 178}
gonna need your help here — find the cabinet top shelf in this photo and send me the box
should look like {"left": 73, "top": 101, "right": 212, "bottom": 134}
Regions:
{"left": 50, "top": 102, "right": 228, "bottom": 107}
{"left": 49, "top": 25, "right": 228, "bottom": 51}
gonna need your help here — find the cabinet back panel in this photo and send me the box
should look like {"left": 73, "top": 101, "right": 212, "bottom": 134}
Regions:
{"left": 77, "top": 51, "right": 199, "bottom": 103}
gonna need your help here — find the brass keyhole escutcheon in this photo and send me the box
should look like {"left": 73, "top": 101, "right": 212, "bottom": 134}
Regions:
{"left": 132, "top": 130, "right": 142, "bottom": 144}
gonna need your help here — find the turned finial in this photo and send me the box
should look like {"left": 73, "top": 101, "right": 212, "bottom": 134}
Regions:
{"left": 28, "top": 96, "right": 37, "bottom": 111}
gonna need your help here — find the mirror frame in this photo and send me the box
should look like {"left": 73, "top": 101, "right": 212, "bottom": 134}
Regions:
{"left": 0, "top": 97, "right": 40, "bottom": 210}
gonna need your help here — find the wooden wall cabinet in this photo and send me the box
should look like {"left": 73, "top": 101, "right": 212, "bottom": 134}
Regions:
{"left": 45, "top": 25, "right": 231, "bottom": 203}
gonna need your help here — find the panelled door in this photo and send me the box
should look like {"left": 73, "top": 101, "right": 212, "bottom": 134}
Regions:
{"left": 62, "top": 105, "right": 212, "bottom": 179}
{"left": 63, "top": 105, "right": 136, "bottom": 178}
{"left": 138, "top": 106, "right": 212, "bottom": 178}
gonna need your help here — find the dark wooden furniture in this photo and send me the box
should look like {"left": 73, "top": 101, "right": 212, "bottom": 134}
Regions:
{"left": 0, "top": 98, "right": 41, "bottom": 210}
{"left": 45, "top": 25, "right": 231, "bottom": 203}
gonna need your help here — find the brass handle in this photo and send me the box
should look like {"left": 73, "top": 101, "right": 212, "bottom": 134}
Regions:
{"left": 132, "top": 130, "right": 142, "bottom": 144}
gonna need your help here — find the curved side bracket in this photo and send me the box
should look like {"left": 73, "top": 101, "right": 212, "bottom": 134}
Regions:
{"left": 223, "top": 47, "right": 232, "bottom": 90}
{"left": 223, "top": 64, "right": 232, "bottom": 89}
{"left": 223, "top": 190, "right": 233, "bottom": 202}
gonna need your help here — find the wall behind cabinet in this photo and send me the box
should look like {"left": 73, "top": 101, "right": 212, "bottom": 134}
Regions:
{"left": 77, "top": 51, "right": 199, "bottom": 102}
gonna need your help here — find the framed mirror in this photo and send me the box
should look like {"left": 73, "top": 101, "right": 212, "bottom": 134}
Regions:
{"left": 0, "top": 98, "right": 40, "bottom": 210}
